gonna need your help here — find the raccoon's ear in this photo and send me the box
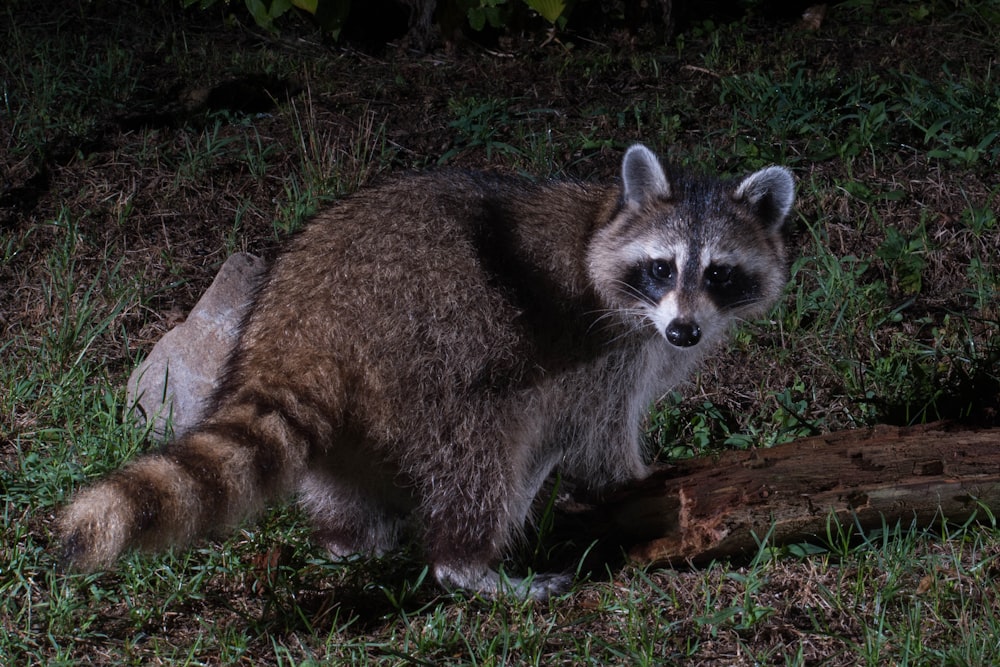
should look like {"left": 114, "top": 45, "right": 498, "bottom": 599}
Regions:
{"left": 734, "top": 166, "right": 795, "bottom": 232}
{"left": 621, "top": 144, "right": 670, "bottom": 208}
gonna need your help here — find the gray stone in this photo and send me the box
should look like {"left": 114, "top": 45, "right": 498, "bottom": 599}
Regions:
{"left": 127, "top": 252, "right": 266, "bottom": 440}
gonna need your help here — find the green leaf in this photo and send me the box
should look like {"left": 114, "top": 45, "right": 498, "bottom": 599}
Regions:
{"left": 268, "top": 0, "right": 293, "bottom": 19}
{"left": 292, "top": 0, "right": 318, "bottom": 14}
{"left": 524, "top": 0, "right": 565, "bottom": 23}
{"left": 467, "top": 9, "right": 486, "bottom": 31}
{"left": 245, "top": 0, "right": 271, "bottom": 28}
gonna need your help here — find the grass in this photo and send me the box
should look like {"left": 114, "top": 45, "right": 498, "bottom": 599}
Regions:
{"left": 2, "top": 0, "right": 999, "bottom": 664}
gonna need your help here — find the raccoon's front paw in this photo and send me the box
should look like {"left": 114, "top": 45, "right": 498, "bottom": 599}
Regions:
{"left": 433, "top": 563, "right": 572, "bottom": 601}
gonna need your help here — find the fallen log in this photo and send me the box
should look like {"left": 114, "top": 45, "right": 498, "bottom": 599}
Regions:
{"left": 568, "top": 422, "right": 1000, "bottom": 565}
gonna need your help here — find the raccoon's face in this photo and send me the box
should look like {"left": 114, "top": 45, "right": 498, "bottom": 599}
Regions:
{"left": 589, "top": 144, "right": 796, "bottom": 349}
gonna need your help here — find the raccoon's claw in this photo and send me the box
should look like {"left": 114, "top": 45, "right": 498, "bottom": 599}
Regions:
{"left": 433, "top": 563, "right": 572, "bottom": 601}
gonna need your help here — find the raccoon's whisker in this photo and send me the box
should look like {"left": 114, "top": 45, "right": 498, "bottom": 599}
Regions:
{"left": 582, "top": 280, "right": 656, "bottom": 335}
{"left": 597, "top": 309, "right": 658, "bottom": 347}
{"left": 609, "top": 279, "right": 655, "bottom": 305}
{"left": 585, "top": 307, "right": 627, "bottom": 330}
{"left": 586, "top": 307, "right": 651, "bottom": 338}
{"left": 584, "top": 313, "right": 616, "bottom": 336}
{"left": 604, "top": 326, "right": 649, "bottom": 348}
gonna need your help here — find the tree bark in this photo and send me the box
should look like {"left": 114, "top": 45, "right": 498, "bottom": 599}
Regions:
{"left": 569, "top": 423, "right": 1000, "bottom": 566}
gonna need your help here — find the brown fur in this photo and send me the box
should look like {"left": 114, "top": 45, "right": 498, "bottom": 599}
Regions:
{"left": 59, "top": 145, "right": 794, "bottom": 599}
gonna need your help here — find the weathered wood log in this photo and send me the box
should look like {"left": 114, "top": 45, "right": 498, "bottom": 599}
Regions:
{"left": 568, "top": 423, "right": 1000, "bottom": 566}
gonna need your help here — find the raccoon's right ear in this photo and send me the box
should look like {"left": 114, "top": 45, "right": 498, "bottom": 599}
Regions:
{"left": 621, "top": 144, "right": 670, "bottom": 208}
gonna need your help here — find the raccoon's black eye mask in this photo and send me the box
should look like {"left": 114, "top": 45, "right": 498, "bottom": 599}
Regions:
{"left": 649, "top": 259, "right": 676, "bottom": 282}
{"left": 704, "top": 263, "right": 734, "bottom": 287}
{"left": 619, "top": 258, "right": 677, "bottom": 305}
{"left": 704, "top": 264, "right": 760, "bottom": 309}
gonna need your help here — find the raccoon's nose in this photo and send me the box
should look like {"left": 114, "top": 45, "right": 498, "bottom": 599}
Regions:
{"left": 665, "top": 320, "right": 701, "bottom": 347}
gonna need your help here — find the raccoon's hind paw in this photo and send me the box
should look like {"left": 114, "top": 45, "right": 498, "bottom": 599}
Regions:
{"left": 517, "top": 571, "right": 573, "bottom": 600}
{"left": 433, "top": 563, "right": 572, "bottom": 601}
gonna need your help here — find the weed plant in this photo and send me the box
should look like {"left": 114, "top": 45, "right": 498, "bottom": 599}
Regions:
{"left": 1, "top": 0, "right": 998, "bottom": 664}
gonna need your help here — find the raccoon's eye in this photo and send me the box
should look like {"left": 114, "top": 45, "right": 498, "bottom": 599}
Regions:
{"left": 649, "top": 259, "right": 675, "bottom": 282}
{"left": 705, "top": 264, "right": 734, "bottom": 286}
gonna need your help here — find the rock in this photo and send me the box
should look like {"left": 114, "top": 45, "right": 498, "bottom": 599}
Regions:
{"left": 127, "top": 252, "right": 266, "bottom": 440}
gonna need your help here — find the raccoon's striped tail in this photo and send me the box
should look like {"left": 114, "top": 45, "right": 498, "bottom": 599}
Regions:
{"left": 59, "top": 411, "right": 306, "bottom": 572}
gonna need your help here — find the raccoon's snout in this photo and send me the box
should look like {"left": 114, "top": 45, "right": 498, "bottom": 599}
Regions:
{"left": 665, "top": 319, "right": 701, "bottom": 347}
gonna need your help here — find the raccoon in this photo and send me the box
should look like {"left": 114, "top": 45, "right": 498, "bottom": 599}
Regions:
{"left": 59, "top": 144, "right": 795, "bottom": 599}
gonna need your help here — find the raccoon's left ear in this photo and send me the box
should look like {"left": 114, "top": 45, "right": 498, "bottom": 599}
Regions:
{"left": 734, "top": 166, "right": 796, "bottom": 232}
